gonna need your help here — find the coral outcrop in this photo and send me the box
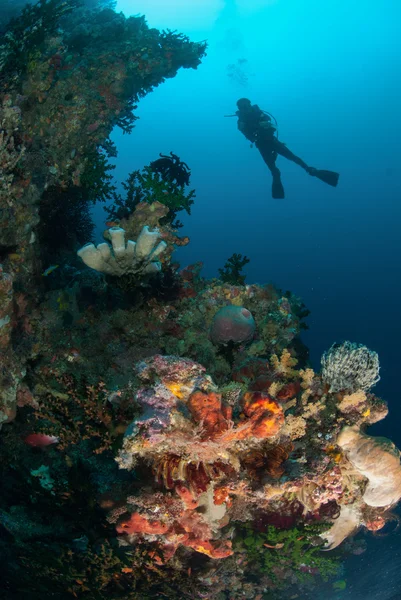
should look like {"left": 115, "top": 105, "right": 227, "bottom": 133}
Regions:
{"left": 111, "top": 346, "right": 400, "bottom": 588}
{"left": 0, "top": 0, "right": 206, "bottom": 428}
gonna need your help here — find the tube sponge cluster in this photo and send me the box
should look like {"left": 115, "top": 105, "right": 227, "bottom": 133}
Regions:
{"left": 321, "top": 341, "right": 380, "bottom": 393}
{"left": 77, "top": 225, "right": 167, "bottom": 277}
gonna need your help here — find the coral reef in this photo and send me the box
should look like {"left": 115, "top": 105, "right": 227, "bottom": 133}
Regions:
{"left": 0, "top": 0, "right": 206, "bottom": 425}
{"left": 109, "top": 347, "right": 398, "bottom": 594}
{"left": 1, "top": 3, "right": 400, "bottom": 600}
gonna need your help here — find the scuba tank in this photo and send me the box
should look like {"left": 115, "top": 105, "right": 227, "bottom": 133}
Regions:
{"left": 260, "top": 110, "right": 279, "bottom": 139}
{"left": 225, "top": 108, "right": 279, "bottom": 140}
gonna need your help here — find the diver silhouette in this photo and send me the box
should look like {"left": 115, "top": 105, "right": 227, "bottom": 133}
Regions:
{"left": 235, "top": 98, "right": 339, "bottom": 199}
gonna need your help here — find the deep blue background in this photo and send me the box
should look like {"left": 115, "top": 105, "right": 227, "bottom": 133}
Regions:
{"left": 92, "top": 3, "right": 401, "bottom": 595}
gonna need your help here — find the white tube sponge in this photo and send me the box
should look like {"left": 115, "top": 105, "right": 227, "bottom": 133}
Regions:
{"left": 77, "top": 225, "right": 167, "bottom": 277}
{"left": 151, "top": 240, "right": 168, "bottom": 259}
{"left": 77, "top": 244, "right": 115, "bottom": 275}
{"left": 97, "top": 243, "right": 112, "bottom": 262}
{"left": 135, "top": 226, "right": 161, "bottom": 259}
{"left": 337, "top": 426, "right": 401, "bottom": 507}
{"left": 109, "top": 227, "right": 126, "bottom": 258}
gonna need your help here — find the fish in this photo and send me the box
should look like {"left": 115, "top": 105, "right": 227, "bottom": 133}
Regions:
{"left": 42, "top": 265, "right": 59, "bottom": 276}
{"left": 24, "top": 433, "right": 59, "bottom": 447}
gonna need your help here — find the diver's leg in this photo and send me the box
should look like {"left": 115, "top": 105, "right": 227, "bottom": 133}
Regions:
{"left": 256, "top": 144, "right": 285, "bottom": 199}
{"left": 269, "top": 139, "right": 340, "bottom": 187}
{"left": 272, "top": 140, "right": 311, "bottom": 172}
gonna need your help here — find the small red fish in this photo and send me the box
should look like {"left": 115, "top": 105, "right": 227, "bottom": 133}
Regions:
{"left": 105, "top": 221, "right": 119, "bottom": 227}
{"left": 24, "top": 433, "right": 59, "bottom": 447}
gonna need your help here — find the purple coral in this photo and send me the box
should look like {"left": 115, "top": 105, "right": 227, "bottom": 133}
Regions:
{"left": 210, "top": 305, "right": 256, "bottom": 345}
{"left": 136, "top": 354, "right": 207, "bottom": 385}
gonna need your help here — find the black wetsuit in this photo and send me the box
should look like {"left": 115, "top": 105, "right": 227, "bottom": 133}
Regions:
{"left": 237, "top": 104, "right": 311, "bottom": 199}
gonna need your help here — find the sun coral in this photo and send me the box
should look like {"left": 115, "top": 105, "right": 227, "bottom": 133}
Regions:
{"left": 187, "top": 390, "right": 232, "bottom": 439}
{"left": 241, "top": 392, "right": 285, "bottom": 439}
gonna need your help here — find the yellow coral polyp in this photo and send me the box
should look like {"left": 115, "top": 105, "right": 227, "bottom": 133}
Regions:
{"left": 325, "top": 445, "right": 343, "bottom": 464}
{"left": 164, "top": 381, "right": 185, "bottom": 399}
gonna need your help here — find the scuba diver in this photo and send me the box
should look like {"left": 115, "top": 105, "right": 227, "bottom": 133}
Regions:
{"left": 234, "top": 98, "right": 339, "bottom": 199}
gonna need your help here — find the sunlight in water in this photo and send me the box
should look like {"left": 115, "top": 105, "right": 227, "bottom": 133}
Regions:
{"left": 115, "top": 0, "right": 225, "bottom": 30}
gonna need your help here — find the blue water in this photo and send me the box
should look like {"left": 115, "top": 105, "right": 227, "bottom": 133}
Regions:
{"left": 92, "top": 1, "right": 401, "bottom": 596}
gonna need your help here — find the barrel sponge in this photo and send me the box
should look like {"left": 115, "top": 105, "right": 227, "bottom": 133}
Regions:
{"left": 321, "top": 341, "right": 380, "bottom": 393}
{"left": 210, "top": 305, "right": 256, "bottom": 345}
{"left": 337, "top": 427, "right": 401, "bottom": 507}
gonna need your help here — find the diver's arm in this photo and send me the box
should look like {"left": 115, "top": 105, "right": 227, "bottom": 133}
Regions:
{"left": 238, "top": 119, "right": 257, "bottom": 143}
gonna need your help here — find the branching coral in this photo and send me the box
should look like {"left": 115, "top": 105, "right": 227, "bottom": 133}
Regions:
{"left": 218, "top": 253, "right": 250, "bottom": 286}
{"left": 105, "top": 165, "right": 196, "bottom": 227}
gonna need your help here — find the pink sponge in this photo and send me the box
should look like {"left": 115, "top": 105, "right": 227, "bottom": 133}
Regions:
{"left": 210, "top": 305, "right": 256, "bottom": 345}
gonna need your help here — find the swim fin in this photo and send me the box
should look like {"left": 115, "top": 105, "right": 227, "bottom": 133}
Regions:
{"left": 308, "top": 168, "right": 339, "bottom": 187}
{"left": 272, "top": 176, "right": 285, "bottom": 199}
